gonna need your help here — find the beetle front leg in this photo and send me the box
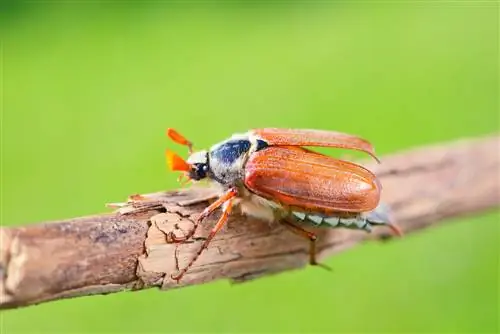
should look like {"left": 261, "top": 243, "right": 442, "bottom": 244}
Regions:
{"left": 167, "top": 188, "right": 238, "bottom": 243}
{"left": 171, "top": 197, "right": 235, "bottom": 282}
{"left": 281, "top": 218, "right": 332, "bottom": 271}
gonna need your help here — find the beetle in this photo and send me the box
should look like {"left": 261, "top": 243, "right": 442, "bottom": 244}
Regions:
{"left": 164, "top": 128, "right": 403, "bottom": 282}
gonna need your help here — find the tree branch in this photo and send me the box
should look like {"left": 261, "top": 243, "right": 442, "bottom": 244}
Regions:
{"left": 1, "top": 135, "right": 499, "bottom": 310}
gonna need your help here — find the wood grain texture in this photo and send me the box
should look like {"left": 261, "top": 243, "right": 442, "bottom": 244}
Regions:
{"left": 1, "top": 135, "right": 499, "bottom": 310}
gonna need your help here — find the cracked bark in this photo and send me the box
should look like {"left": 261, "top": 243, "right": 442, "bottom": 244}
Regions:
{"left": 1, "top": 135, "right": 499, "bottom": 310}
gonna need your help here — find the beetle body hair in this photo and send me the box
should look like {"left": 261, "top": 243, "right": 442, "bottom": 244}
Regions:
{"left": 205, "top": 133, "right": 268, "bottom": 188}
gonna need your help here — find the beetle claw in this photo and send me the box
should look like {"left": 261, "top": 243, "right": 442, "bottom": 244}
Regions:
{"left": 177, "top": 173, "right": 192, "bottom": 187}
{"left": 313, "top": 262, "right": 333, "bottom": 272}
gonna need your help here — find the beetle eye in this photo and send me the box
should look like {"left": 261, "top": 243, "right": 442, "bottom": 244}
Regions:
{"left": 190, "top": 163, "right": 208, "bottom": 180}
{"left": 197, "top": 163, "right": 208, "bottom": 177}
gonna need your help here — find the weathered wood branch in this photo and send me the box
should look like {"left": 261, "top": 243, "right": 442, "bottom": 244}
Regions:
{"left": 1, "top": 135, "right": 499, "bottom": 310}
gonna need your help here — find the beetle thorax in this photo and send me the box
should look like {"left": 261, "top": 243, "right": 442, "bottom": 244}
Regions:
{"left": 207, "top": 137, "right": 250, "bottom": 187}
{"left": 205, "top": 133, "right": 269, "bottom": 188}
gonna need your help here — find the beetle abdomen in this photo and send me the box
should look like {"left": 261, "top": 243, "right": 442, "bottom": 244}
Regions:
{"left": 291, "top": 202, "right": 392, "bottom": 232}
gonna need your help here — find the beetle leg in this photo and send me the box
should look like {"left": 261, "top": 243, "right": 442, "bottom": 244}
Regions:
{"left": 167, "top": 188, "right": 237, "bottom": 243}
{"left": 171, "top": 198, "right": 234, "bottom": 282}
{"left": 281, "top": 218, "right": 332, "bottom": 271}
{"left": 128, "top": 194, "right": 147, "bottom": 201}
{"left": 177, "top": 173, "right": 192, "bottom": 187}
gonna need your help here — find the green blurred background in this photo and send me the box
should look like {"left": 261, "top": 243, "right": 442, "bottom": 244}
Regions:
{"left": 1, "top": 2, "right": 498, "bottom": 333}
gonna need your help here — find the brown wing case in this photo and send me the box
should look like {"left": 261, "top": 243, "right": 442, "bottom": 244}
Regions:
{"left": 244, "top": 146, "right": 381, "bottom": 213}
{"left": 251, "top": 128, "right": 380, "bottom": 162}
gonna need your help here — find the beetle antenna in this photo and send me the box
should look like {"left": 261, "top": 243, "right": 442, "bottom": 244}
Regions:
{"left": 166, "top": 150, "right": 191, "bottom": 172}
{"left": 167, "top": 128, "right": 194, "bottom": 154}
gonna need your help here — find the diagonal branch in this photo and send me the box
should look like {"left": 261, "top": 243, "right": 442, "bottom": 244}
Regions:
{"left": 1, "top": 135, "right": 499, "bottom": 310}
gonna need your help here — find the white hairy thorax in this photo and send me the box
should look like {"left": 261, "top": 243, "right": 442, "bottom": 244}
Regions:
{"left": 206, "top": 180, "right": 282, "bottom": 224}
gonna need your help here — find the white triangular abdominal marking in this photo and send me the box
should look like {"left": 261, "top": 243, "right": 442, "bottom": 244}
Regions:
{"left": 290, "top": 202, "right": 392, "bottom": 233}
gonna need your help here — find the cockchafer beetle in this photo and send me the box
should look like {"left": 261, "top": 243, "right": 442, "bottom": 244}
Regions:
{"left": 164, "top": 128, "right": 403, "bottom": 282}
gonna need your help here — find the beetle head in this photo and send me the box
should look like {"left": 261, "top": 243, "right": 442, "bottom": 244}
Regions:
{"left": 166, "top": 150, "right": 210, "bottom": 182}
{"left": 165, "top": 128, "right": 210, "bottom": 182}
{"left": 186, "top": 150, "right": 210, "bottom": 180}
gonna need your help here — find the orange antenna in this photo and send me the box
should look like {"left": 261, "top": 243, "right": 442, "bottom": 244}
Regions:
{"left": 166, "top": 150, "right": 191, "bottom": 172}
{"left": 167, "top": 128, "right": 193, "bottom": 154}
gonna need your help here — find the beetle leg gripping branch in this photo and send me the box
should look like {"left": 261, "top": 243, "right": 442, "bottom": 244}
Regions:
{"left": 281, "top": 219, "right": 332, "bottom": 271}
{"left": 166, "top": 188, "right": 238, "bottom": 244}
{"left": 171, "top": 197, "right": 235, "bottom": 282}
